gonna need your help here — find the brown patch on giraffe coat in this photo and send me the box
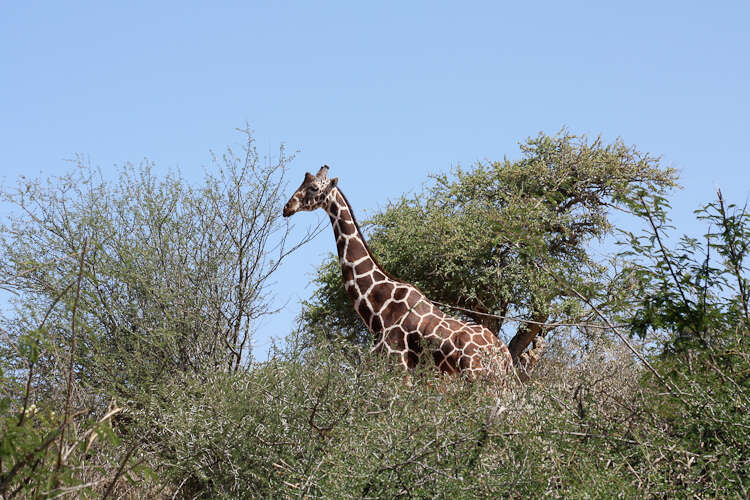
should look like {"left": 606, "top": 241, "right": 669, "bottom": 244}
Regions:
{"left": 336, "top": 239, "right": 346, "bottom": 259}
{"left": 371, "top": 315, "right": 383, "bottom": 333}
{"left": 369, "top": 282, "right": 395, "bottom": 310}
{"left": 355, "top": 259, "right": 373, "bottom": 275}
{"left": 342, "top": 221, "right": 358, "bottom": 234}
{"left": 462, "top": 341, "right": 478, "bottom": 356}
{"left": 400, "top": 311, "right": 420, "bottom": 332}
{"left": 405, "top": 350, "right": 419, "bottom": 369}
{"left": 431, "top": 308, "right": 447, "bottom": 321}
{"left": 386, "top": 328, "right": 406, "bottom": 350}
{"left": 393, "top": 287, "right": 409, "bottom": 301}
{"left": 445, "top": 319, "right": 463, "bottom": 331}
{"left": 442, "top": 351, "right": 460, "bottom": 374}
{"left": 433, "top": 324, "right": 452, "bottom": 340}
{"left": 459, "top": 356, "right": 471, "bottom": 371}
{"left": 470, "top": 355, "right": 482, "bottom": 370}
{"left": 357, "top": 301, "right": 372, "bottom": 324}
{"left": 481, "top": 331, "right": 497, "bottom": 346}
{"left": 345, "top": 239, "right": 367, "bottom": 262}
{"left": 356, "top": 274, "right": 373, "bottom": 292}
{"left": 342, "top": 265, "right": 354, "bottom": 284}
{"left": 406, "top": 331, "right": 422, "bottom": 352}
{"left": 473, "top": 333, "right": 489, "bottom": 347}
{"left": 433, "top": 350, "right": 445, "bottom": 366}
{"left": 408, "top": 294, "right": 431, "bottom": 315}
{"left": 419, "top": 314, "right": 441, "bottom": 337}
{"left": 372, "top": 270, "right": 386, "bottom": 282}
{"left": 381, "top": 301, "right": 408, "bottom": 325}
{"left": 453, "top": 331, "right": 471, "bottom": 350}
{"left": 440, "top": 340, "right": 454, "bottom": 356}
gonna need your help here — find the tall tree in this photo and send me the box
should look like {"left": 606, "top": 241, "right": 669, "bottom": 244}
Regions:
{"left": 300, "top": 131, "right": 677, "bottom": 361}
{"left": 0, "top": 128, "right": 316, "bottom": 399}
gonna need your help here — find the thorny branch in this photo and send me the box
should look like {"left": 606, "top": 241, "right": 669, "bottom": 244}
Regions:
{"left": 56, "top": 237, "right": 88, "bottom": 475}
{"left": 535, "top": 260, "right": 692, "bottom": 408}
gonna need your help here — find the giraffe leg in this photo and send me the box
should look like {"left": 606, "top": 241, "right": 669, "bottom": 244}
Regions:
{"left": 515, "top": 335, "right": 546, "bottom": 382}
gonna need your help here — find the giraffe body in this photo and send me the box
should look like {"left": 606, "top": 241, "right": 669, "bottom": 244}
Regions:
{"left": 284, "top": 166, "right": 512, "bottom": 378}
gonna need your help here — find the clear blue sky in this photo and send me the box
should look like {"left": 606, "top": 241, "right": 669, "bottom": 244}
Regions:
{"left": 2, "top": 2, "right": 748, "bottom": 358}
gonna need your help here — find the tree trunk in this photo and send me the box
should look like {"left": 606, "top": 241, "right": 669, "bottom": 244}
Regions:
{"left": 507, "top": 310, "right": 549, "bottom": 362}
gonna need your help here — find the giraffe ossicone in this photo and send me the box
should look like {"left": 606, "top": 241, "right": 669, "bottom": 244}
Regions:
{"left": 283, "top": 165, "right": 513, "bottom": 379}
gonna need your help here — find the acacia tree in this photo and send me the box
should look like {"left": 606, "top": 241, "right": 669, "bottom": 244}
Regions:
{"left": 300, "top": 131, "right": 677, "bottom": 362}
{"left": 0, "top": 128, "right": 317, "bottom": 399}
{"left": 616, "top": 189, "right": 750, "bottom": 490}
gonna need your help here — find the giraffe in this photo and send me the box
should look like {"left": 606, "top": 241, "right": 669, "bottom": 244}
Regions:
{"left": 283, "top": 166, "right": 544, "bottom": 380}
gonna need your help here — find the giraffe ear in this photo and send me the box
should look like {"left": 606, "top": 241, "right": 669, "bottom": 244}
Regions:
{"left": 316, "top": 165, "right": 329, "bottom": 179}
{"left": 329, "top": 177, "right": 338, "bottom": 187}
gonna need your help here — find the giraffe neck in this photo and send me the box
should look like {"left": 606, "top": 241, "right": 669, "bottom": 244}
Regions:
{"left": 320, "top": 187, "right": 514, "bottom": 377}
{"left": 324, "top": 187, "right": 392, "bottom": 329}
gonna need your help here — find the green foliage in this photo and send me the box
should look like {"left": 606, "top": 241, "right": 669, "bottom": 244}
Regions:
{"left": 301, "top": 131, "right": 677, "bottom": 355}
{"left": 623, "top": 190, "right": 749, "bottom": 350}
{"left": 0, "top": 129, "right": 312, "bottom": 497}
{"left": 1, "top": 128, "right": 747, "bottom": 498}
{"left": 298, "top": 258, "right": 368, "bottom": 353}
{"left": 131, "top": 328, "right": 748, "bottom": 498}
{"left": 0, "top": 243, "right": 150, "bottom": 498}
{"left": 619, "top": 190, "right": 750, "bottom": 492}
{"left": 0, "top": 129, "right": 310, "bottom": 400}
{"left": 0, "top": 395, "right": 139, "bottom": 498}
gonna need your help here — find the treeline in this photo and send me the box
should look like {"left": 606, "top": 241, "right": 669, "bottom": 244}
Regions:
{"left": 0, "top": 130, "right": 747, "bottom": 498}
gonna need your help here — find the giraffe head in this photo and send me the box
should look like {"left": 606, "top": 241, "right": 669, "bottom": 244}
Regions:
{"left": 283, "top": 165, "right": 338, "bottom": 217}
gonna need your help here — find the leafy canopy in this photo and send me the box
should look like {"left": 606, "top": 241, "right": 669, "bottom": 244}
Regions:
{"left": 0, "top": 129, "right": 314, "bottom": 399}
{"left": 300, "top": 131, "right": 677, "bottom": 358}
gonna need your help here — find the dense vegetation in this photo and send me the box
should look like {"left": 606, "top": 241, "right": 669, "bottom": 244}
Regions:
{"left": 0, "top": 130, "right": 747, "bottom": 498}
{"left": 299, "top": 132, "right": 677, "bottom": 359}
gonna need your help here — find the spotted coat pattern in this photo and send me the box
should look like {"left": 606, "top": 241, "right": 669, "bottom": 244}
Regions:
{"left": 284, "top": 167, "right": 512, "bottom": 378}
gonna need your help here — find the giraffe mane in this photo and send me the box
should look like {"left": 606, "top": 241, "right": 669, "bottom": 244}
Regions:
{"left": 336, "top": 186, "right": 481, "bottom": 328}
{"left": 316, "top": 180, "right": 529, "bottom": 379}
{"left": 335, "top": 187, "right": 405, "bottom": 285}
